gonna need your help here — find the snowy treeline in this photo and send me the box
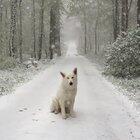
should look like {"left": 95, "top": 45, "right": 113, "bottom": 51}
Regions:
{"left": 0, "top": 0, "right": 64, "bottom": 95}
{"left": 68, "top": 0, "right": 140, "bottom": 78}
{"left": 0, "top": 0, "right": 139, "bottom": 94}
{"left": 0, "top": 0, "right": 63, "bottom": 69}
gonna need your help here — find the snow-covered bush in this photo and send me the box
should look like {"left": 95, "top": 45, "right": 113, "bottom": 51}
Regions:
{"left": 104, "top": 28, "right": 140, "bottom": 78}
{"left": 0, "top": 56, "right": 17, "bottom": 70}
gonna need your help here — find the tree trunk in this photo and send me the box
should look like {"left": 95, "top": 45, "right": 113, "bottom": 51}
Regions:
{"left": 31, "top": 0, "right": 36, "bottom": 58}
{"left": 49, "top": 0, "right": 61, "bottom": 59}
{"left": 19, "top": 0, "right": 23, "bottom": 62}
{"left": 94, "top": 2, "right": 99, "bottom": 55}
{"left": 9, "top": 0, "right": 18, "bottom": 57}
{"left": 38, "top": 0, "right": 44, "bottom": 60}
{"left": 137, "top": 0, "right": 140, "bottom": 27}
{"left": 113, "top": 0, "right": 119, "bottom": 40}
{"left": 84, "top": 19, "right": 87, "bottom": 54}
{"left": 94, "top": 19, "right": 98, "bottom": 55}
{"left": 0, "top": 0, "right": 3, "bottom": 22}
{"left": 83, "top": 0, "right": 87, "bottom": 54}
{"left": 121, "top": 0, "right": 128, "bottom": 33}
{"left": 49, "top": 5, "right": 55, "bottom": 59}
{"left": 0, "top": 0, "right": 3, "bottom": 55}
{"left": 4, "top": 6, "right": 8, "bottom": 55}
{"left": 88, "top": 30, "right": 92, "bottom": 51}
{"left": 55, "top": 0, "right": 61, "bottom": 57}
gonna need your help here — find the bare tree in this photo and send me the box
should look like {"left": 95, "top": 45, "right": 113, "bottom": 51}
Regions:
{"left": 49, "top": 4, "right": 54, "bottom": 59}
{"left": 0, "top": 0, "right": 3, "bottom": 22}
{"left": 83, "top": 0, "right": 87, "bottom": 54}
{"left": 4, "top": 3, "right": 8, "bottom": 55}
{"left": 55, "top": 0, "right": 61, "bottom": 57}
{"left": 94, "top": 1, "right": 100, "bottom": 55}
{"left": 9, "top": 0, "right": 18, "bottom": 57}
{"left": 31, "top": 0, "right": 36, "bottom": 58}
{"left": 121, "top": 0, "right": 128, "bottom": 33}
{"left": 0, "top": 0, "right": 3, "bottom": 55}
{"left": 49, "top": 0, "right": 62, "bottom": 59}
{"left": 19, "top": 0, "right": 23, "bottom": 62}
{"left": 137, "top": 0, "right": 140, "bottom": 27}
{"left": 94, "top": 18, "right": 98, "bottom": 55}
{"left": 38, "top": 0, "right": 45, "bottom": 60}
{"left": 113, "top": 0, "right": 120, "bottom": 40}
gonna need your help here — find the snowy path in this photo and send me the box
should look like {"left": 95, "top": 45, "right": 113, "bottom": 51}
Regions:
{"left": 0, "top": 42, "right": 140, "bottom": 140}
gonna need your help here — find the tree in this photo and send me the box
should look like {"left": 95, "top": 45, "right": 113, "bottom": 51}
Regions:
{"left": 9, "top": 0, "right": 18, "bottom": 58}
{"left": 121, "top": 0, "right": 128, "bottom": 33}
{"left": 19, "top": 0, "right": 23, "bottom": 62}
{"left": 49, "top": 4, "right": 54, "bottom": 59}
{"left": 94, "top": 0, "right": 100, "bottom": 54}
{"left": 0, "top": 0, "right": 3, "bottom": 22}
{"left": 31, "top": 0, "right": 36, "bottom": 58}
{"left": 0, "top": 0, "right": 3, "bottom": 55}
{"left": 113, "top": 0, "right": 119, "bottom": 40}
{"left": 137, "top": 0, "right": 140, "bottom": 27}
{"left": 55, "top": 0, "right": 61, "bottom": 57}
{"left": 83, "top": 0, "right": 87, "bottom": 54}
{"left": 38, "top": 0, "right": 45, "bottom": 60}
{"left": 49, "top": 0, "right": 62, "bottom": 59}
{"left": 4, "top": 2, "right": 8, "bottom": 56}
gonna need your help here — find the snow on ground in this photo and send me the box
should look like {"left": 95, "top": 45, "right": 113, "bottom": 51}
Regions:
{"left": 0, "top": 42, "right": 140, "bottom": 140}
{"left": 86, "top": 51, "right": 140, "bottom": 112}
{"left": 105, "top": 76, "right": 140, "bottom": 111}
{"left": 0, "top": 59, "right": 57, "bottom": 96}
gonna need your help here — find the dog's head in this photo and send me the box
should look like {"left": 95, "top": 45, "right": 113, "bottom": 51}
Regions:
{"left": 60, "top": 68, "right": 77, "bottom": 90}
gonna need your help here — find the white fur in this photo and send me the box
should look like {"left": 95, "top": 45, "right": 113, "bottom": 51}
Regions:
{"left": 51, "top": 68, "right": 77, "bottom": 119}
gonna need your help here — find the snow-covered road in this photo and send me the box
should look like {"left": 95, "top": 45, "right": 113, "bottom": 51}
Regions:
{"left": 0, "top": 42, "right": 140, "bottom": 140}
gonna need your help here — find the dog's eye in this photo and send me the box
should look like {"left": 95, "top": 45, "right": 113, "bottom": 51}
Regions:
{"left": 72, "top": 77, "right": 74, "bottom": 79}
{"left": 67, "top": 77, "right": 70, "bottom": 79}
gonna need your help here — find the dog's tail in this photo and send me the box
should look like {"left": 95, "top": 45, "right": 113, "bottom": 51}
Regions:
{"left": 50, "top": 98, "right": 60, "bottom": 114}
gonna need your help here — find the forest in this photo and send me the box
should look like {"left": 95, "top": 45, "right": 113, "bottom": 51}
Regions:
{"left": 0, "top": 0, "right": 63, "bottom": 63}
{"left": 69, "top": 0, "right": 140, "bottom": 78}
{"left": 0, "top": 0, "right": 139, "bottom": 94}
{"left": 0, "top": 0, "right": 139, "bottom": 99}
{"left": 0, "top": 0, "right": 139, "bottom": 73}
{"left": 69, "top": 0, "right": 140, "bottom": 96}
{"left": 0, "top": 0, "right": 140, "bottom": 139}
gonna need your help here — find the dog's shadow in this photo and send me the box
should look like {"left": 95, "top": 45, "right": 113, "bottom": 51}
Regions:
{"left": 50, "top": 111, "right": 77, "bottom": 120}
{"left": 50, "top": 109, "right": 85, "bottom": 122}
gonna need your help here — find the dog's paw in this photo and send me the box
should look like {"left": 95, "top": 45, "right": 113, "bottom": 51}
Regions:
{"left": 62, "top": 115, "right": 67, "bottom": 119}
{"left": 54, "top": 110, "right": 59, "bottom": 114}
{"left": 66, "top": 114, "right": 70, "bottom": 118}
{"left": 50, "top": 109, "right": 54, "bottom": 113}
{"left": 70, "top": 112, "right": 76, "bottom": 118}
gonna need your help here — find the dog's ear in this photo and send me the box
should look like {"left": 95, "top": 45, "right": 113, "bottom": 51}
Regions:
{"left": 60, "top": 72, "right": 65, "bottom": 78}
{"left": 73, "top": 68, "right": 77, "bottom": 75}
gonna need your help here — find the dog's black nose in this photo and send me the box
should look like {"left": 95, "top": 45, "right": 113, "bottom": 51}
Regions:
{"left": 69, "top": 82, "right": 73, "bottom": 86}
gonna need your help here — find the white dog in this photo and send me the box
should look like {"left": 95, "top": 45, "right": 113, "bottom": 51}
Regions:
{"left": 51, "top": 68, "right": 78, "bottom": 119}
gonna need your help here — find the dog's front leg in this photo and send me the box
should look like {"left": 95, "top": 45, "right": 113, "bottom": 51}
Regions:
{"left": 60, "top": 102, "right": 67, "bottom": 119}
{"left": 70, "top": 99, "right": 75, "bottom": 117}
